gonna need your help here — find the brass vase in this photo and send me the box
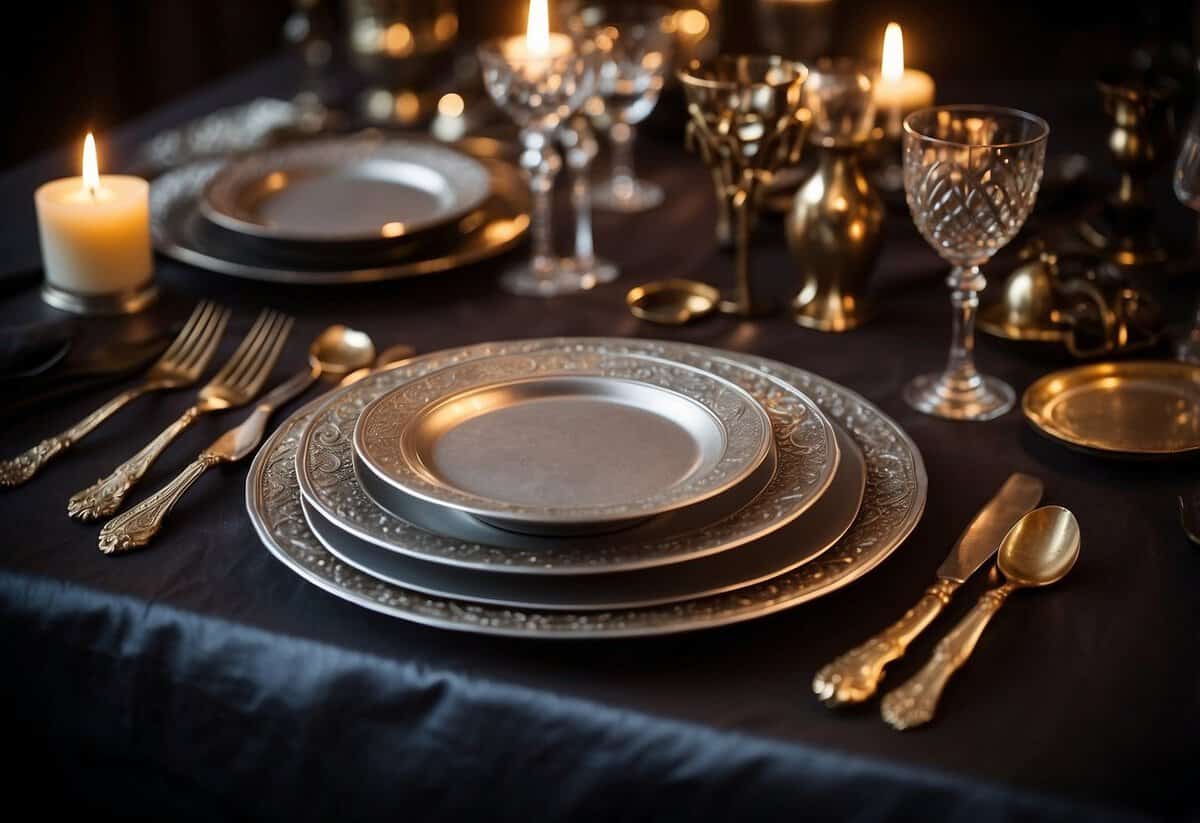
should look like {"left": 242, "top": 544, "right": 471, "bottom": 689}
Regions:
{"left": 786, "top": 59, "right": 883, "bottom": 332}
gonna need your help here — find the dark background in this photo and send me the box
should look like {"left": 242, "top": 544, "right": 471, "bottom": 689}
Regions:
{"left": 5, "top": 0, "right": 1198, "bottom": 168}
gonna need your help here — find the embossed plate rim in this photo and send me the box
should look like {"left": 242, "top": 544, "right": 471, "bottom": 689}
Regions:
{"left": 246, "top": 338, "right": 927, "bottom": 638}
{"left": 353, "top": 351, "right": 774, "bottom": 529}
{"left": 296, "top": 345, "right": 839, "bottom": 575}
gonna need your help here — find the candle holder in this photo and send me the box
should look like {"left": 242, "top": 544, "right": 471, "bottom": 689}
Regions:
{"left": 786, "top": 58, "right": 883, "bottom": 332}
{"left": 1078, "top": 72, "right": 1178, "bottom": 266}
{"left": 478, "top": 32, "right": 594, "bottom": 296}
{"left": 678, "top": 55, "right": 809, "bottom": 316}
{"left": 41, "top": 281, "right": 158, "bottom": 316}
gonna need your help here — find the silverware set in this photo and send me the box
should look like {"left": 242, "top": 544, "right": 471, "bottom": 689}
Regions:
{"left": 815, "top": 473, "right": 1082, "bottom": 729}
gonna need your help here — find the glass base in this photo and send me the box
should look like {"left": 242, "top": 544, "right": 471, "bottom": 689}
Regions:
{"left": 903, "top": 372, "right": 1015, "bottom": 421}
{"left": 500, "top": 258, "right": 601, "bottom": 297}
{"left": 568, "top": 256, "right": 619, "bottom": 285}
{"left": 592, "top": 179, "right": 664, "bottom": 213}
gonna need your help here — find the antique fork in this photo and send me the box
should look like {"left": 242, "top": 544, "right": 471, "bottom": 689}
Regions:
{"left": 0, "top": 301, "right": 230, "bottom": 487}
{"left": 67, "top": 309, "right": 293, "bottom": 521}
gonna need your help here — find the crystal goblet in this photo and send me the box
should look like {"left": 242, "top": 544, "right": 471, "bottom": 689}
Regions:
{"left": 1171, "top": 101, "right": 1200, "bottom": 363}
{"left": 678, "top": 55, "right": 809, "bottom": 316}
{"left": 568, "top": 3, "right": 674, "bottom": 213}
{"left": 902, "top": 105, "right": 1049, "bottom": 420}
{"left": 478, "top": 35, "right": 594, "bottom": 296}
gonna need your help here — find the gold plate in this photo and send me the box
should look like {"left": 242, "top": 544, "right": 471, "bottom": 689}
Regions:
{"left": 1022, "top": 361, "right": 1200, "bottom": 457}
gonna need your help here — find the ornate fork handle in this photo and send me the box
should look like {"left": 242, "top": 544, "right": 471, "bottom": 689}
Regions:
{"left": 813, "top": 579, "right": 959, "bottom": 706}
{"left": 0, "top": 387, "right": 147, "bottom": 487}
{"left": 881, "top": 583, "right": 1016, "bottom": 730}
{"left": 67, "top": 406, "right": 202, "bottom": 521}
{"left": 98, "top": 453, "right": 222, "bottom": 554}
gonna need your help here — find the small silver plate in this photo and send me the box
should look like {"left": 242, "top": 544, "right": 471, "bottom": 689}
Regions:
{"left": 304, "top": 426, "right": 863, "bottom": 611}
{"left": 298, "top": 345, "right": 838, "bottom": 575}
{"left": 353, "top": 352, "right": 775, "bottom": 535}
{"left": 201, "top": 137, "right": 491, "bottom": 245}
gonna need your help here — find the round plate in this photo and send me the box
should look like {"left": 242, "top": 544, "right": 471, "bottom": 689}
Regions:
{"left": 304, "top": 425, "right": 862, "bottom": 610}
{"left": 149, "top": 157, "right": 529, "bottom": 285}
{"left": 247, "top": 338, "right": 926, "bottom": 638}
{"left": 1022, "top": 360, "right": 1200, "bottom": 457}
{"left": 353, "top": 351, "right": 774, "bottom": 535}
{"left": 297, "top": 345, "right": 839, "bottom": 575}
{"left": 201, "top": 137, "right": 491, "bottom": 245}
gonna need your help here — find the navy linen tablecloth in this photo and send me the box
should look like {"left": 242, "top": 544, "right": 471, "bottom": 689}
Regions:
{"left": 2, "top": 55, "right": 1198, "bottom": 822}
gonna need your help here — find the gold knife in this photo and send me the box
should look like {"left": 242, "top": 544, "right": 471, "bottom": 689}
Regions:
{"left": 813, "top": 472, "right": 1044, "bottom": 707}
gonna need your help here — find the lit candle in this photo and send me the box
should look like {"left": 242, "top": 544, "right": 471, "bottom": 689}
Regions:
{"left": 35, "top": 133, "right": 153, "bottom": 310}
{"left": 502, "top": 0, "right": 572, "bottom": 63}
{"left": 874, "top": 23, "right": 935, "bottom": 138}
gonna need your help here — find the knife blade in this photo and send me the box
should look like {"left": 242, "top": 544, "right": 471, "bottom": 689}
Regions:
{"left": 813, "top": 472, "right": 1044, "bottom": 707}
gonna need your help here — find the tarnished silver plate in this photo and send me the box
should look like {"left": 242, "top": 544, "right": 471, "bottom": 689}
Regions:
{"left": 304, "top": 426, "right": 862, "bottom": 610}
{"left": 297, "top": 345, "right": 839, "bottom": 574}
{"left": 149, "top": 156, "right": 529, "bottom": 285}
{"left": 201, "top": 137, "right": 491, "bottom": 245}
{"left": 247, "top": 338, "right": 926, "bottom": 638}
{"left": 353, "top": 352, "right": 776, "bottom": 535}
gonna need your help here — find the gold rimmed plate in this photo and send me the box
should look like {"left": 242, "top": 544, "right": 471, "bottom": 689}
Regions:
{"left": 1023, "top": 360, "right": 1200, "bottom": 458}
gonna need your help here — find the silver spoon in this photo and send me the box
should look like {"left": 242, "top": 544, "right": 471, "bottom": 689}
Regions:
{"left": 881, "top": 506, "right": 1081, "bottom": 730}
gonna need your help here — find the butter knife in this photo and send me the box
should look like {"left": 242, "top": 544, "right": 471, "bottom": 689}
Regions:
{"left": 813, "top": 472, "right": 1044, "bottom": 706}
{"left": 96, "top": 363, "right": 319, "bottom": 554}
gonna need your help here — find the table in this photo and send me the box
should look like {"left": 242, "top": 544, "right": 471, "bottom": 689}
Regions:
{"left": 1, "top": 54, "right": 1198, "bottom": 822}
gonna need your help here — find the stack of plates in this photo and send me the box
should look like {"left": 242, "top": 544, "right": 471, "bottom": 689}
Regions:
{"left": 247, "top": 338, "right": 927, "bottom": 638}
{"left": 149, "top": 134, "right": 530, "bottom": 284}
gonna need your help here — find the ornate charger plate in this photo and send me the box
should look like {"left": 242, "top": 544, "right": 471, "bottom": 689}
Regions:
{"left": 149, "top": 155, "right": 529, "bottom": 285}
{"left": 302, "top": 425, "right": 862, "bottom": 610}
{"left": 200, "top": 137, "right": 491, "bottom": 245}
{"left": 246, "top": 338, "right": 927, "bottom": 637}
{"left": 297, "top": 344, "right": 839, "bottom": 574}
{"left": 353, "top": 351, "right": 775, "bottom": 534}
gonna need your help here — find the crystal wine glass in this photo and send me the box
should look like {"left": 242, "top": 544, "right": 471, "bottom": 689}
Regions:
{"left": 567, "top": 3, "right": 674, "bottom": 213}
{"left": 902, "top": 105, "right": 1049, "bottom": 420}
{"left": 478, "top": 24, "right": 594, "bottom": 296}
{"left": 1172, "top": 104, "right": 1200, "bottom": 363}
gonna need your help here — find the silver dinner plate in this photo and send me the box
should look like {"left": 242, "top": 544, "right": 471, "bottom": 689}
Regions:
{"left": 297, "top": 344, "right": 840, "bottom": 575}
{"left": 352, "top": 351, "right": 775, "bottom": 535}
{"left": 149, "top": 155, "right": 530, "bottom": 285}
{"left": 201, "top": 136, "right": 492, "bottom": 246}
{"left": 304, "top": 425, "right": 863, "bottom": 610}
{"left": 247, "top": 338, "right": 927, "bottom": 638}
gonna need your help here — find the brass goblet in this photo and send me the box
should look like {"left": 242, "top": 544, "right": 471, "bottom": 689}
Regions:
{"left": 678, "top": 55, "right": 809, "bottom": 316}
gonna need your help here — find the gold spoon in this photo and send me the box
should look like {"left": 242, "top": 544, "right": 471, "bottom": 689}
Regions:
{"left": 626, "top": 279, "right": 721, "bottom": 325}
{"left": 881, "top": 505, "right": 1081, "bottom": 730}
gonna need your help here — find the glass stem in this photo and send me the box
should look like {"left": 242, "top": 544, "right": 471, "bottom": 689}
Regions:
{"left": 732, "top": 189, "right": 752, "bottom": 313}
{"left": 610, "top": 121, "right": 637, "bottom": 200}
{"left": 943, "top": 266, "right": 986, "bottom": 393}
{"left": 568, "top": 142, "right": 596, "bottom": 269}
{"left": 523, "top": 130, "right": 561, "bottom": 281}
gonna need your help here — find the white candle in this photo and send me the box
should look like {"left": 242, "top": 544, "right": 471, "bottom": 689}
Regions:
{"left": 874, "top": 23, "right": 935, "bottom": 138}
{"left": 502, "top": 0, "right": 572, "bottom": 65}
{"left": 35, "top": 133, "right": 152, "bottom": 297}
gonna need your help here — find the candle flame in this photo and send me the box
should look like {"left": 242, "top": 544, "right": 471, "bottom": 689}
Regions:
{"left": 526, "top": 0, "right": 549, "bottom": 56}
{"left": 82, "top": 132, "right": 100, "bottom": 196}
{"left": 882, "top": 22, "right": 904, "bottom": 82}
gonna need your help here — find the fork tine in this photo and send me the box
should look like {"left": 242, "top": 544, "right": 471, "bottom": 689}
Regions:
{"left": 157, "top": 301, "right": 211, "bottom": 364}
{"left": 170, "top": 301, "right": 222, "bottom": 370}
{"left": 232, "top": 313, "right": 292, "bottom": 394}
{"left": 224, "top": 310, "right": 281, "bottom": 387}
{"left": 179, "top": 306, "right": 230, "bottom": 378}
{"left": 210, "top": 309, "right": 274, "bottom": 385}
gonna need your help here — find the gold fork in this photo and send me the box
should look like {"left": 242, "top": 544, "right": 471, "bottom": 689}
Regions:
{"left": 67, "top": 309, "right": 293, "bottom": 521}
{"left": 0, "top": 301, "right": 230, "bottom": 488}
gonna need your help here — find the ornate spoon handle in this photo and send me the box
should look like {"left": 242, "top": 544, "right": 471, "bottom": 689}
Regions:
{"left": 98, "top": 453, "right": 221, "bottom": 554}
{"left": 0, "top": 387, "right": 146, "bottom": 487}
{"left": 881, "top": 582, "right": 1016, "bottom": 730}
{"left": 67, "top": 406, "right": 201, "bottom": 521}
{"left": 813, "top": 579, "right": 959, "bottom": 706}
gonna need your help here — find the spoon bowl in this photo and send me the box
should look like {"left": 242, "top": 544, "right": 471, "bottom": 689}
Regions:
{"left": 309, "top": 325, "right": 376, "bottom": 379}
{"left": 996, "top": 505, "right": 1080, "bottom": 587}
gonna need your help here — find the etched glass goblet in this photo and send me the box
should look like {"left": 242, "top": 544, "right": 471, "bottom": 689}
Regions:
{"left": 567, "top": 3, "right": 674, "bottom": 213}
{"left": 478, "top": 33, "right": 594, "bottom": 296}
{"left": 902, "top": 105, "right": 1048, "bottom": 420}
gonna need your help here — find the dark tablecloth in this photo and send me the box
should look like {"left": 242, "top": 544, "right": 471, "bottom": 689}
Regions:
{"left": 2, "top": 52, "right": 1199, "bottom": 823}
